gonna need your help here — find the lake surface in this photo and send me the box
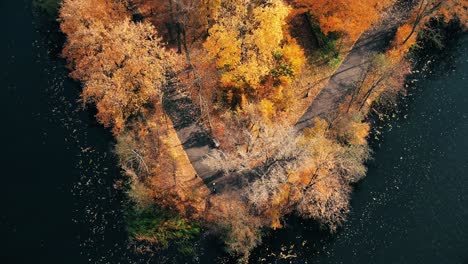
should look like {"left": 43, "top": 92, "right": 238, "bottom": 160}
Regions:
{"left": 1, "top": 1, "right": 467, "bottom": 263}
{"left": 247, "top": 34, "right": 468, "bottom": 264}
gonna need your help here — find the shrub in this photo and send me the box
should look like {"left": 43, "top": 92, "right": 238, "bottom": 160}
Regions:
{"left": 125, "top": 204, "right": 201, "bottom": 254}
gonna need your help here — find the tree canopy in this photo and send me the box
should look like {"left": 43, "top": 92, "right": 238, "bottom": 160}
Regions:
{"left": 294, "top": 0, "right": 395, "bottom": 39}
{"left": 204, "top": 0, "right": 304, "bottom": 104}
{"left": 60, "top": 0, "right": 173, "bottom": 134}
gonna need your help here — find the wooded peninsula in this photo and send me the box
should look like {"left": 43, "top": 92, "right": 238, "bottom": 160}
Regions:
{"left": 56, "top": 0, "right": 467, "bottom": 261}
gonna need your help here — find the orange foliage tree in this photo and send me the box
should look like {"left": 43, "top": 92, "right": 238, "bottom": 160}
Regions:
{"left": 60, "top": 0, "right": 174, "bottom": 134}
{"left": 294, "top": 118, "right": 370, "bottom": 230}
{"left": 293, "top": 0, "right": 395, "bottom": 40}
{"left": 401, "top": 0, "right": 467, "bottom": 45}
{"left": 388, "top": 0, "right": 467, "bottom": 62}
{"left": 236, "top": 117, "right": 370, "bottom": 231}
{"left": 129, "top": 0, "right": 223, "bottom": 55}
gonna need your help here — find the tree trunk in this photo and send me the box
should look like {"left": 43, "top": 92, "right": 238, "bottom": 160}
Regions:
{"left": 358, "top": 74, "right": 386, "bottom": 111}
{"left": 347, "top": 64, "right": 371, "bottom": 113}
{"left": 175, "top": 23, "right": 183, "bottom": 54}
{"left": 181, "top": 25, "right": 191, "bottom": 63}
{"left": 402, "top": 0, "right": 443, "bottom": 45}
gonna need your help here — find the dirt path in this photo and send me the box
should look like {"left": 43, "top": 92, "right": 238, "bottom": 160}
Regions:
{"left": 295, "top": 0, "right": 416, "bottom": 130}
{"left": 163, "top": 75, "right": 220, "bottom": 185}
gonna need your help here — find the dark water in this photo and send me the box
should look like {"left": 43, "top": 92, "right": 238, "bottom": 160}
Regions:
{"left": 1, "top": 1, "right": 136, "bottom": 263}
{"left": 1, "top": 1, "right": 467, "bottom": 263}
{"left": 246, "top": 35, "right": 468, "bottom": 264}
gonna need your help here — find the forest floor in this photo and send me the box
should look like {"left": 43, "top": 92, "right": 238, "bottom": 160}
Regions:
{"left": 166, "top": 0, "right": 416, "bottom": 193}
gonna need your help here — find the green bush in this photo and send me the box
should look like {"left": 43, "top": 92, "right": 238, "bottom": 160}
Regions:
{"left": 125, "top": 204, "right": 201, "bottom": 255}
{"left": 327, "top": 55, "right": 343, "bottom": 68}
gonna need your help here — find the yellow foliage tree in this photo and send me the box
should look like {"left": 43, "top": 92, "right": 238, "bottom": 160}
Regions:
{"left": 204, "top": 0, "right": 304, "bottom": 104}
{"left": 258, "top": 99, "right": 276, "bottom": 119}
{"left": 332, "top": 113, "right": 370, "bottom": 145}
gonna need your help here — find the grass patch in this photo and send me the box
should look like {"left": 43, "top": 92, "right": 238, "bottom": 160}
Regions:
{"left": 327, "top": 55, "right": 343, "bottom": 68}
{"left": 125, "top": 204, "right": 201, "bottom": 255}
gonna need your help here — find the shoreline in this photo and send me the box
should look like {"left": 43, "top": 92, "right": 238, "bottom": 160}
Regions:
{"left": 247, "top": 29, "right": 468, "bottom": 263}
{"left": 34, "top": 0, "right": 467, "bottom": 262}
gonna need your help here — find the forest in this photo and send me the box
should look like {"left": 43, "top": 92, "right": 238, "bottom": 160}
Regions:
{"left": 57, "top": 0, "right": 467, "bottom": 260}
